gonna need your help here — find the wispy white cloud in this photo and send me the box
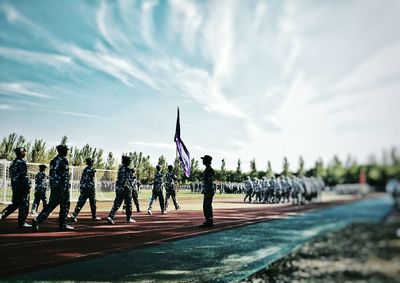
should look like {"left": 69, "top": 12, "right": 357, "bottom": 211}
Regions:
{"left": 0, "top": 83, "right": 51, "bottom": 99}
{"left": 168, "top": 0, "right": 203, "bottom": 53}
{"left": 0, "top": 104, "right": 14, "bottom": 110}
{"left": 0, "top": 4, "right": 25, "bottom": 24}
{"left": 128, "top": 142, "right": 175, "bottom": 150}
{"left": 333, "top": 41, "right": 400, "bottom": 94}
{"left": 0, "top": 46, "right": 75, "bottom": 69}
{"left": 51, "top": 111, "right": 103, "bottom": 119}
{"left": 61, "top": 44, "right": 160, "bottom": 91}
{"left": 140, "top": 0, "right": 159, "bottom": 49}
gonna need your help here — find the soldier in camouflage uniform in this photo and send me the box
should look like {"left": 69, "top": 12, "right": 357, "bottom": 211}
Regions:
{"left": 106, "top": 156, "right": 136, "bottom": 224}
{"left": 199, "top": 155, "right": 215, "bottom": 228}
{"left": 33, "top": 145, "right": 74, "bottom": 231}
{"left": 31, "top": 164, "right": 48, "bottom": 216}
{"left": 164, "top": 165, "right": 180, "bottom": 211}
{"left": 70, "top": 158, "right": 101, "bottom": 222}
{"left": 147, "top": 165, "right": 165, "bottom": 215}
{"left": 243, "top": 176, "right": 253, "bottom": 203}
{"left": 0, "top": 147, "right": 31, "bottom": 228}
{"left": 122, "top": 168, "right": 141, "bottom": 213}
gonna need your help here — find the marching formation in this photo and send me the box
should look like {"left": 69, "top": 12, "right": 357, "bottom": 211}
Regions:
{"left": 0, "top": 145, "right": 324, "bottom": 232}
{"left": 243, "top": 176, "right": 324, "bottom": 205}
{"left": 0, "top": 145, "right": 186, "bottom": 231}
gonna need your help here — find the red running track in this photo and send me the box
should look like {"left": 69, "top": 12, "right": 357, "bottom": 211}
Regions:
{"left": 0, "top": 199, "right": 355, "bottom": 278}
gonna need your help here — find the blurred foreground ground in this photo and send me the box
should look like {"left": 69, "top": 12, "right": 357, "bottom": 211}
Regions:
{"left": 244, "top": 208, "right": 400, "bottom": 283}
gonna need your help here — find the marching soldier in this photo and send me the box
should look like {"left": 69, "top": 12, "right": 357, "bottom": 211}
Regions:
{"left": 164, "top": 165, "right": 180, "bottom": 211}
{"left": 0, "top": 147, "right": 31, "bottom": 228}
{"left": 199, "top": 155, "right": 215, "bottom": 228}
{"left": 106, "top": 156, "right": 136, "bottom": 224}
{"left": 147, "top": 165, "right": 166, "bottom": 215}
{"left": 70, "top": 158, "right": 101, "bottom": 222}
{"left": 243, "top": 176, "right": 253, "bottom": 203}
{"left": 31, "top": 164, "right": 48, "bottom": 216}
{"left": 33, "top": 144, "right": 74, "bottom": 231}
{"left": 122, "top": 168, "right": 141, "bottom": 213}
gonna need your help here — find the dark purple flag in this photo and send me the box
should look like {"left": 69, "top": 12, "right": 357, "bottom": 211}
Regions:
{"left": 174, "top": 108, "right": 191, "bottom": 177}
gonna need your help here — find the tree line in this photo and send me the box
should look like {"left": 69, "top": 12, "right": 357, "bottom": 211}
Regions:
{"left": 0, "top": 133, "right": 399, "bottom": 188}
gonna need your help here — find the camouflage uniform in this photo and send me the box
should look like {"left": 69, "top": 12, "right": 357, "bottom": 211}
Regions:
{"left": 148, "top": 171, "right": 165, "bottom": 213}
{"left": 0, "top": 157, "right": 31, "bottom": 227}
{"left": 202, "top": 165, "right": 215, "bottom": 225}
{"left": 31, "top": 171, "right": 48, "bottom": 214}
{"left": 123, "top": 173, "right": 140, "bottom": 212}
{"left": 243, "top": 177, "right": 253, "bottom": 203}
{"left": 36, "top": 155, "right": 71, "bottom": 229}
{"left": 72, "top": 166, "right": 97, "bottom": 219}
{"left": 108, "top": 165, "right": 134, "bottom": 221}
{"left": 164, "top": 171, "right": 180, "bottom": 210}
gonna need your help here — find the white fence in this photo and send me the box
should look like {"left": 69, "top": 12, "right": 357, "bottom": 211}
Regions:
{"left": 0, "top": 159, "right": 125, "bottom": 204}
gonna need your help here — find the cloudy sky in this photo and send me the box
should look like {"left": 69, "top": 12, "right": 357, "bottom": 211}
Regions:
{"left": 0, "top": 0, "right": 399, "bottom": 171}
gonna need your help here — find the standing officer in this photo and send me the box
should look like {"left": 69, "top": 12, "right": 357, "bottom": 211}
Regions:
{"left": 106, "top": 156, "right": 136, "bottom": 224}
{"left": 164, "top": 165, "right": 180, "bottom": 211}
{"left": 0, "top": 147, "right": 31, "bottom": 228}
{"left": 33, "top": 144, "right": 74, "bottom": 231}
{"left": 147, "top": 165, "right": 165, "bottom": 215}
{"left": 31, "top": 164, "right": 48, "bottom": 216}
{"left": 70, "top": 158, "right": 101, "bottom": 222}
{"left": 199, "top": 155, "right": 215, "bottom": 228}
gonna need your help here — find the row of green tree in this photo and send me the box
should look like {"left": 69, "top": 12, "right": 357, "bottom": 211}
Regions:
{"left": 1, "top": 133, "right": 399, "bottom": 188}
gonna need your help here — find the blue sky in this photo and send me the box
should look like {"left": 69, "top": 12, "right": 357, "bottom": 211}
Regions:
{"left": 0, "top": 0, "right": 399, "bottom": 171}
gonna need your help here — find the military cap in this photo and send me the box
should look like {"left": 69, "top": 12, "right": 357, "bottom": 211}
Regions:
{"left": 85, "top": 157, "right": 93, "bottom": 165}
{"left": 14, "top": 147, "right": 26, "bottom": 156}
{"left": 121, "top": 156, "right": 131, "bottom": 165}
{"left": 201, "top": 155, "right": 212, "bottom": 163}
{"left": 56, "top": 144, "right": 69, "bottom": 153}
{"left": 39, "top": 164, "right": 47, "bottom": 170}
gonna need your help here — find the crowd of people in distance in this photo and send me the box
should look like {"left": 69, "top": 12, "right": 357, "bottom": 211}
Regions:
{"left": 243, "top": 176, "right": 324, "bottom": 205}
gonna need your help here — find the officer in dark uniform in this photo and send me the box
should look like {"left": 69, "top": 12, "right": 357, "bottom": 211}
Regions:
{"left": 147, "top": 165, "right": 165, "bottom": 215}
{"left": 199, "top": 155, "right": 215, "bottom": 228}
{"left": 31, "top": 164, "right": 48, "bottom": 216}
{"left": 0, "top": 147, "right": 31, "bottom": 228}
{"left": 106, "top": 156, "right": 136, "bottom": 224}
{"left": 32, "top": 144, "right": 74, "bottom": 231}
{"left": 122, "top": 168, "right": 140, "bottom": 213}
{"left": 164, "top": 165, "right": 180, "bottom": 211}
{"left": 70, "top": 158, "right": 101, "bottom": 222}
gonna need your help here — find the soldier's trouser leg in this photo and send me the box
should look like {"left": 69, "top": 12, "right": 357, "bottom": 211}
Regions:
{"left": 88, "top": 191, "right": 97, "bottom": 218}
{"left": 148, "top": 191, "right": 157, "bottom": 210}
{"left": 59, "top": 190, "right": 70, "bottom": 228}
{"left": 1, "top": 189, "right": 21, "bottom": 219}
{"left": 124, "top": 190, "right": 132, "bottom": 220}
{"left": 31, "top": 191, "right": 41, "bottom": 213}
{"left": 171, "top": 190, "right": 179, "bottom": 209}
{"left": 158, "top": 191, "right": 165, "bottom": 212}
{"left": 18, "top": 190, "right": 30, "bottom": 226}
{"left": 41, "top": 192, "right": 48, "bottom": 210}
{"left": 73, "top": 192, "right": 88, "bottom": 217}
{"left": 203, "top": 193, "right": 214, "bottom": 223}
{"left": 108, "top": 190, "right": 124, "bottom": 219}
{"left": 36, "top": 191, "right": 61, "bottom": 224}
{"left": 132, "top": 190, "right": 140, "bottom": 212}
{"left": 165, "top": 190, "right": 171, "bottom": 210}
